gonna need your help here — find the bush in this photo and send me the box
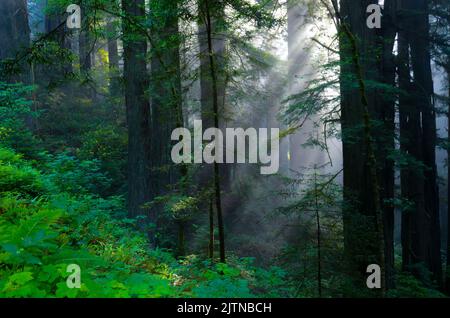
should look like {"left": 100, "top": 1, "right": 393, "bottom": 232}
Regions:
{"left": 0, "top": 147, "right": 293, "bottom": 298}
{"left": 0, "top": 147, "right": 175, "bottom": 298}
{"left": 0, "top": 83, "right": 41, "bottom": 158}
{"left": 78, "top": 125, "right": 127, "bottom": 194}
{"left": 44, "top": 152, "right": 111, "bottom": 196}
{"left": 0, "top": 148, "right": 44, "bottom": 196}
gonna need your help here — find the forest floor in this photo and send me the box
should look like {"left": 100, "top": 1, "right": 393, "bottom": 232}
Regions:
{"left": 0, "top": 147, "right": 289, "bottom": 298}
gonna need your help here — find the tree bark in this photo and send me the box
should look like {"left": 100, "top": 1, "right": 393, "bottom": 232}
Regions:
{"left": 398, "top": 17, "right": 415, "bottom": 274}
{"left": 447, "top": 73, "right": 450, "bottom": 292}
{"left": 200, "top": 0, "right": 226, "bottom": 263}
{"left": 121, "top": 0, "right": 152, "bottom": 228}
{"left": 338, "top": 0, "right": 386, "bottom": 294}
{"left": 399, "top": 0, "right": 442, "bottom": 287}
{"left": 198, "top": 0, "right": 231, "bottom": 191}
{"left": 149, "top": 0, "right": 183, "bottom": 202}
{"left": 0, "top": 0, "right": 31, "bottom": 82}
{"left": 378, "top": 0, "right": 398, "bottom": 290}
{"left": 314, "top": 169, "right": 323, "bottom": 298}
{"left": 79, "top": 4, "right": 92, "bottom": 72}
{"left": 209, "top": 199, "right": 215, "bottom": 260}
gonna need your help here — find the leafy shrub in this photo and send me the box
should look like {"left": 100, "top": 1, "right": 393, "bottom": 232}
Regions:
{"left": 44, "top": 152, "right": 111, "bottom": 196}
{"left": 175, "top": 255, "right": 291, "bottom": 298}
{"left": 0, "top": 191, "right": 179, "bottom": 298}
{"left": 0, "top": 147, "right": 294, "bottom": 298}
{"left": 0, "top": 83, "right": 41, "bottom": 158}
{"left": 387, "top": 272, "right": 446, "bottom": 298}
{"left": 78, "top": 125, "right": 127, "bottom": 194}
{"left": 0, "top": 147, "right": 176, "bottom": 298}
{"left": 0, "top": 148, "right": 44, "bottom": 196}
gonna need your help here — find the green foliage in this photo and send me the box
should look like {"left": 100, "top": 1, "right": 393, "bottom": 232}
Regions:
{"left": 4, "top": 0, "right": 447, "bottom": 300}
{"left": 0, "top": 147, "right": 175, "bottom": 298}
{"left": 277, "top": 168, "right": 345, "bottom": 298}
{"left": 387, "top": 272, "right": 446, "bottom": 298}
{"left": 176, "top": 255, "right": 291, "bottom": 298}
{"left": 0, "top": 148, "right": 45, "bottom": 196}
{"left": 0, "top": 83, "right": 41, "bottom": 157}
{"left": 44, "top": 152, "right": 111, "bottom": 196}
{"left": 78, "top": 125, "right": 127, "bottom": 194}
{"left": 0, "top": 147, "right": 289, "bottom": 298}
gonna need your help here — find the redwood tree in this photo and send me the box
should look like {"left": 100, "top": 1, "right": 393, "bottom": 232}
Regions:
{"left": 121, "top": 0, "right": 152, "bottom": 228}
{"left": 398, "top": 0, "right": 443, "bottom": 286}
{"left": 0, "top": 0, "right": 31, "bottom": 82}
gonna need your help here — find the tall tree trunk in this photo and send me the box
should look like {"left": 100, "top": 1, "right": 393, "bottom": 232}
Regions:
{"left": 198, "top": 0, "right": 232, "bottom": 188}
{"left": 398, "top": 17, "right": 415, "bottom": 274}
{"left": 199, "top": 0, "right": 226, "bottom": 263}
{"left": 0, "top": 0, "right": 31, "bottom": 83}
{"left": 399, "top": 0, "right": 442, "bottom": 287}
{"left": 410, "top": 0, "right": 442, "bottom": 287}
{"left": 149, "top": 0, "right": 183, "bottom": 200}
{"left": 378, "top": 0, "right": 398, "bottom": 290}
{"left": 44, "top": 0, "right": 73, "bottom": 83}
{"left": 149, "top": 0, "right": 184, "bottom": 249}
{"left": 338, "top": 0, "right": 385, "bottom": 294}
{"left": 198, "top": 0, "right": 226, "bottom": 131}
{"left": 446, "top": 71, "right": 450, "bottom": 292}
{"left": 121, "top": 0, "right": 152, "bottom": 228}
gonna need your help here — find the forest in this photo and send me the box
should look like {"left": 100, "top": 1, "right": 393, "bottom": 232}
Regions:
{"left": 0, "top": 0, "right": 449, "bottom": 299}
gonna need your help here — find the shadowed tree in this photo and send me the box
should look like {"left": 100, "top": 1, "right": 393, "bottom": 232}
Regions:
{"left": 149, "top": 0, "right": 184, "bottom": 250}
{"left": 0, "top": 0, "right": 31, "bottom": 82}
{"left": 121, "top": 0, "right": 152, "bottom": 230}
{"left": 198, "top": 0, "right": 227, "bottom": 263}
{"left": 429, "top": 0, "right": 450, "bottom": 292}
{"left": 336, "top": 0, "right": 386, "bottom": 294}
{"left": 79, "top": 3, "right": 93, "bottom": 73}
{"left": 398, "top": 0, "right": 443, "bottom": 287}
{"left": 377, "top": 0, "right": 398, "bottom": 290}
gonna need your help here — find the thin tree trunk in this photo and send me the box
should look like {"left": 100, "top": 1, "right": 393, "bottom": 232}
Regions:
{"left": 106, "top": 17, "right": 120, "bottom": 95}
{"left": 209, "top": 199, "right": 215, "bottom": 261}
{"left": 198, "top": 0, "right": 231, "bottom": 193}
{"left": 314, "top": 169, "right": 322, "bottom": 298}
{"left": 447, "top": 73, "right": 450, "bottom": 292}
{"left": 203, "top": 0, "right": 225, "bottom": 263}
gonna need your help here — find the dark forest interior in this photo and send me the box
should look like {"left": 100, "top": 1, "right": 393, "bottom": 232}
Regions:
{"left": 0, "top": 0, "right": 449, "bottom": 298}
